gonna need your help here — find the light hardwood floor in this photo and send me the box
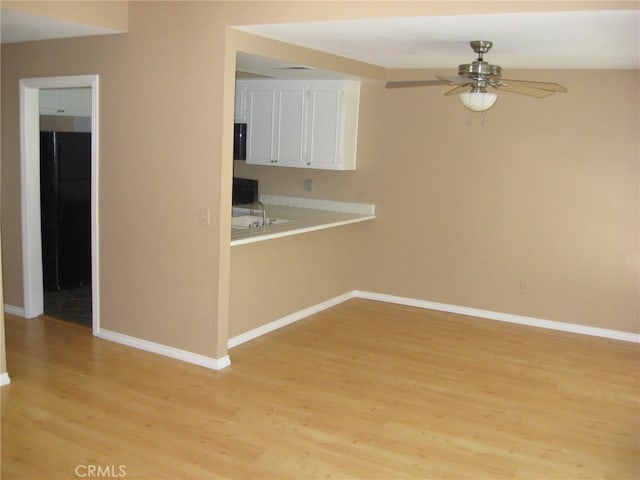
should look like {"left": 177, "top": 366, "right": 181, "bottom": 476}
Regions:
{"left": 2, "top": 299, "right": 639, "bottom": 479}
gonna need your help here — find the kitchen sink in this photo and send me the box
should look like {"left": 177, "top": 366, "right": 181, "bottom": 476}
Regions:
{"left": 231, "top": 215, "right": 290, "bottom": 229}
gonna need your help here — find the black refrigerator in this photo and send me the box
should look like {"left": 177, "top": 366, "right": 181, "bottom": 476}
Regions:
{"left": 40, "top": 131, "right": 91, "bottom": 291}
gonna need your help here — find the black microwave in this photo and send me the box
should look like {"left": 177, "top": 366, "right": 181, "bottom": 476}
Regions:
{"left": 233, "top": 123, "right": 247, "bottom": 160}
{"left": 232, "top": 177, "right": 258, "bottom": 205}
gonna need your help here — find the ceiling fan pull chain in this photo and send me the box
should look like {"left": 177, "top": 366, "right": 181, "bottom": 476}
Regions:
{"left": 466, "top": 113, "right": 488, "bottom": 126}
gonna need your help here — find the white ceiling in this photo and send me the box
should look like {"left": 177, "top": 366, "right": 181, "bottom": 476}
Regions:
{"left": 0, "top": 8, "right": 123, "bottom": 44}
{"left": 2, "top": 7, "right": 638, "bottom": 76}
{"left": 234, "top": 10, "right": 640, "bottom": 72}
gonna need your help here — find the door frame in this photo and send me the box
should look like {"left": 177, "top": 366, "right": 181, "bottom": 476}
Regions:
{"left": 19, "top": 75, "right": 100, "bottom": 335}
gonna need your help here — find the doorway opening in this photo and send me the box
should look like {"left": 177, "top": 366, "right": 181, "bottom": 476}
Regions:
{"left": 19, "top": 75, "right": 100, "bottom": 334}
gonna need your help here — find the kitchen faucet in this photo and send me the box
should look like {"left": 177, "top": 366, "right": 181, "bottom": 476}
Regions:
{"left": 250, "top": 200, "right": 267, "bottom": 226}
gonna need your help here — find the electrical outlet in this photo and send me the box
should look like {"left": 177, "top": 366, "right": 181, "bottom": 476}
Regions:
{"left": 304, "top": 179, "right": 313, "bottom": 191}
{"left": 519, "top": 281, "right": 527, "bottom": 294}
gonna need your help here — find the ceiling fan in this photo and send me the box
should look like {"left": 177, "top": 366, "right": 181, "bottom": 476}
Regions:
{"left": 386, "top": 41, "right": 567, "bottom": 112}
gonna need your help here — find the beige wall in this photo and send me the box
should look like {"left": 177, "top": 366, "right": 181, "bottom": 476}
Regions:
{"left": 40, "top": 115, "right": 81, "bottom": 131}
{"left": 355, "top": 72, "right": 639, "bottom": 333}
{"left": 1, "top": 1, "right": 638, "bottom": 370}
{"left": 2, "top": 2, "right": 227, "bottom": 357}
{"left": 233, "top": 69, "right": 640, "bottom": 334}
{"left": 230, "top": 226, "right": 358, "bottom": 338}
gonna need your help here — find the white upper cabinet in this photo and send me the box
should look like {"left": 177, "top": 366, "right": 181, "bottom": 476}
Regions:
{"left": 306, "top": 85, "right": 359, "bottom": 170}
{"left": 234, "top": 84, "right": 248, "bottom": 123}
{"left": 236, "top": 79, "right": 360, "bottom": 171}
{"left": 275, "top": 87, "right": 307, "bottom": 167}
{"left": 245, "top": 86, "right": 278, "bottom": 165}
{"left": 40, "top": 88, "right": 91, "bottom": 117}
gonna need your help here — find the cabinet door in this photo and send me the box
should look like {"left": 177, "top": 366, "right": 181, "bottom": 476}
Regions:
{"left": 61, "top": 89, "right": 91, "bottom": 116}
{"left": 40, "top": 88, "right": 91, "bottom": 116}
{"left": 274, "top": 87, "right": 306, "bottom": 167}
{"left": 40, "top": 89, "right": 62, "bottom": 115}
{"left": 240, "top": 80, "right": 359, "bottom": 170}
{"left": 307, "top": 87, "right": 343, "bottom": 169}
{"left": 234, "top": 86, "right": 248, "bottom": 122}
{"left": 246, "top": 88, "right": 277, "bottom": 165}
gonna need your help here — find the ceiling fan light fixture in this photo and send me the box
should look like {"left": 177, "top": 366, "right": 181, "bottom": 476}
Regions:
{"left": 459, "top": 91, "right": 498, "bottom": 112}
{"left": 385, "top": 40, "right": 567, "bottom": 114}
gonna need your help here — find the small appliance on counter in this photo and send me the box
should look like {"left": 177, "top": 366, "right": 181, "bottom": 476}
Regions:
{"left": 232, "top": 177, "right": 258, "bottom": 205}
{"left": 233, "top": 123, "right": 247, "bottom": 160}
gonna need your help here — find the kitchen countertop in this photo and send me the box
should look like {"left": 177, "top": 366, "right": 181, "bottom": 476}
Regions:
{"left": 231, "top": 197, "right": 375, "bottom": 246}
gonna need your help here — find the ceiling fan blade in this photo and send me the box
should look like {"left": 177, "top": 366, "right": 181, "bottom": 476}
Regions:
{"left": 494, "top": 84, "right": 556, "bottom": 98}
{"left": 385, "top": 79, "right": 451, "bottom": 89}
{"left": 444, "top": 85, "right": 471, "bottom": 96}
{"left": 436, "top": 75, "right": 472, "bottom": 85}
{"left": 499, "top": 78, "right": 567, "bottom": 93}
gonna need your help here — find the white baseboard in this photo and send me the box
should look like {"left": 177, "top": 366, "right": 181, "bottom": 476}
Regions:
{"left": 7, "top": 291, "right": 637, "bottom": 376}
{"left": 4, "top": 304, "right": 25, "bottom": 317}
{"left": 228, "top": 291, "right": 639, "bottom": 348}
{"left": 228, "top": 291, "right": 355, "bottom": 348}
{"left": 355, "top": 291, "right": 640, "bottom": 343}
{"left": 97, "top": 328, "right": 231, "bottom": 370}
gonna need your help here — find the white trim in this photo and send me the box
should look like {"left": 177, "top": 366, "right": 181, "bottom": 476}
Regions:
{"left": 228, "top": 291, "right": 355, "bottom": 348}
{"left": 19, "top": 75, "right": 100, "bottom": 332}
{"left": 230, "top": 215, "right": 374, "bottom": 247}
{"left": 228, "top": 289, "right": 639, "bottom": 348}
{"left": 4, "top": 305, "right": 25, "bottom": 317}
{"left": 0, "top": 373, "right": 11, "bottom": 386}
{"left": 19, "top": 82, "right": 43, "bottom": 318}
{"left": 97, "top": 328, "right": 231, "bottom": 370}
{"left": 89, "top": 79, "right": 101, "bottom": 336}
{"left": 355, "top": 291, "right": 640, "bottom": 343}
